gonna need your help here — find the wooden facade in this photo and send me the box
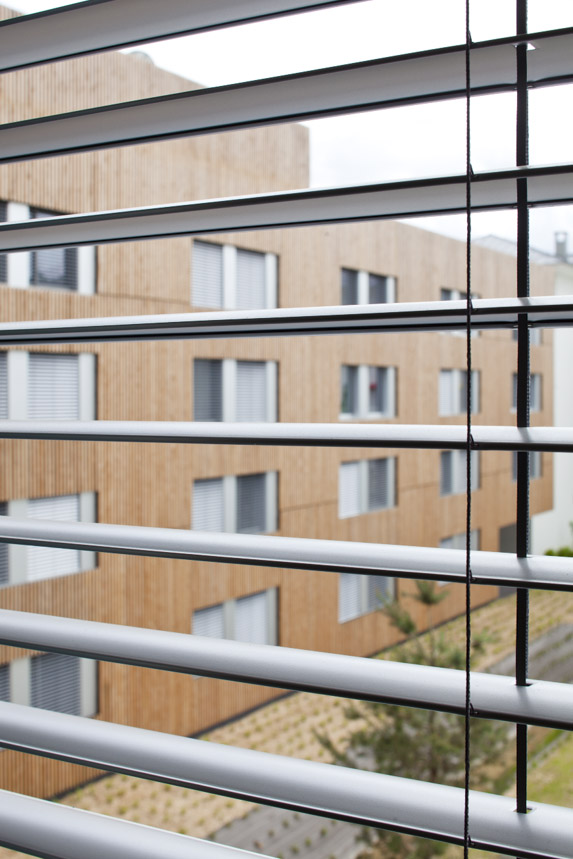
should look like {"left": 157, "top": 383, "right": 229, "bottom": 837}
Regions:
{"left": 0, "top": 4, "right": 554, "bottom": 799}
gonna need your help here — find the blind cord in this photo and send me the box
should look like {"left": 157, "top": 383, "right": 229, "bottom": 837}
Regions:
{"left": 464, "top": 1, "right": 473, "bottom": 857}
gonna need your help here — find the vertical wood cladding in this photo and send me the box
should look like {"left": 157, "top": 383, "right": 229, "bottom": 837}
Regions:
{"left": 0, "top": 5, "right": 554, "bottom": 798}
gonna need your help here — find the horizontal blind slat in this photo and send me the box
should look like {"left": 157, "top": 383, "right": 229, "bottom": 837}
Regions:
{"left": 1, "top": 609, "right": 571, "bottom": 728}
{"left": 0, "top": 295, "right": 571, "bottom": 344}
{"left": 0, "top": 0, "right": 356, "bottom": 73}
{"left": 1, "top": 703, "right": 572, "bottom": 857}
{"left": 0, "top": 164, "right": 571, "bottom": 252}
{"left": 0, "top": 420, "right": 570, "bottom": 451}
{"left": 0, "top": 517, "right": 570, "bottom": 590}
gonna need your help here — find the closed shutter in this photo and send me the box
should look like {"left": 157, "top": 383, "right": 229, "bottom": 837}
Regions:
{"left": 192, "top": 604, "right": 225, "bottom": 638}
{"left": 339, "top": 461, "right": 360, "bottom": 517}
{"left": 440, "top": 451, "right": 453, "bottom": 495}
{"left": 236, "top": 248, "right": 266, "bottom": 310}
{"left": 531, "top": 374, "right": 541, "bottom": 411}
{"left": 368, "top": 367, "right": 387, "bottom": 414}
{"left": 0, "top": 201, "right": 6, "bottom": 282}
{"left": 27, "top": 495, "right": 81, "bottom": 581}
{"left": 471, "top": 370, "right": 480, "bottom": 414}
{"left": 368, "top": 273, "right": 387, "bottom": 304}
{"left": 236, "top": 361, "right": 267, "bottom": 421}
{"left": 236, "top": 473, "right": 266, "bottom": 534}
{"left": 338, "top": 573, "right": 361, "bottom": 622}
{"left": 0, "top": 663, "right": 9, "bottom": 702}
{"left": 0, "top": 351, "right": 7, "bottom": 419}
{"left": 367, "top": 458, "right": 390, "bottom": 510}
{"left": 192, "top": 240, "right": 223, "bottom": 308}
{"left": 193, "top": 359, "right": 223, "bottom": 421}
{"left": 192, "top": 478, "right": 224, "bottom": 531}
{"left": 235, "top": 591, "right": 268, "bottom": 644}
{"left": 340, "top": 365, "right": 358, "bottom": 415}
{"left": 30, "top": 652, "right": 81, "bottom": 715}
{"left": 367, "top": 575, "right": 392, "bottom": 611}
{"left": 341, "top": 268, "right": 358, "bottom": 305}
{"left": 439, "top": 370, "right": 454, "bottom": 416}
{"left": 29, "top": 353, "right": 79, "bottom": 420}
{"left": 30, "top": 209, "right": 77, "bottom": 290}
{"left": 0, "top": 501, "right": 8, "bottom": 585}
{"left": 470, "top": 450, "right": 480, "bottom": 491}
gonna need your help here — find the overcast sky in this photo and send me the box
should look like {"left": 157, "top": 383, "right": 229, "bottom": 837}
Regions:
{"left": 6, "top": 0, "right": 573, "bottom": 254}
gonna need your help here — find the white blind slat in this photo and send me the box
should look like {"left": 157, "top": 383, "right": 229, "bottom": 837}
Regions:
{"left": 27, "top": 495, "right": 81, "bottom": 581}
{"left": 192, "top": 478, "right": 225, "bottom": 532}
{"left": 367, "top": 458, "right": 391, "bottom": 510}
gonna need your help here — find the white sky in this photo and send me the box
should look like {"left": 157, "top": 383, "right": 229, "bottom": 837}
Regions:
{"left": 5, "top": 0, "right": 573, "bottom": 255}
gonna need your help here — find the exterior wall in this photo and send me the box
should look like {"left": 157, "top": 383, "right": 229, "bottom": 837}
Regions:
{"left": 531, "top": 262, "right": 573, "bottom": 554}
{"left": 0, "top": 5, "right": 554, "bottom": 798}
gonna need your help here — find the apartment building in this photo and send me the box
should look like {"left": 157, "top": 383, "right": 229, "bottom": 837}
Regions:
{"left": 0, "top": 3, "right": 555, "bottom": 800}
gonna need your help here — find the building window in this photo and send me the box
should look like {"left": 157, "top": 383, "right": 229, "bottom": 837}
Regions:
{"left": 192, "top": 588, "right": 277, "bottom": 646}
{"left": 0, "top": 493, "right": 97, "bottom": 587}
{"left": 340, "top": 365, "right": 396, "bottom": 419}
{"left": 0, "top": 201, "right": 7, "bottom": 284}
{"left": 512, "top": 372, "right": 542, "bottom": 412}
{"left": 0, "top": 653, "right": 97, "bottom": 716}
{"left": 193, "top": 358, "right": 277, "bottom": 422}
{"left": 339, "top": 458, "right": 396, "bottom": 518}
{"left": 338, "top": 573, "right": 394, "bottom": 623}
{"left": 0, "top": 350, "right": 96, "bottom": 421}
{"left": 440, "top": 530, "right": 480, "bottom": 551}
{"left": 512, "top": 451, "right": 542, "bottom": 481}
{"left": 513, "top": 327, "right": 541, "bottom": 346}
{"left": 440, "top": 287, "right": 479, "bottom": 337}
{"left": 192, "top": 472, "right": 278, "bottom": 534}
{"left": 440, "top": 450, "right": 480, "bottom": 496}
{"left": 192, "top": 240, "right": 277, "bottom": 309}
{"left": 341, "top": 267, "right": 396, "bottom": 305}
{"left": 439, "top": 369, "right": 480, "bottom": 416}
{"left": 0, "top": 202, "right": 95, "bottom": 293}
{"left": 30, "top": 208, "right": 78, "bottom": 290}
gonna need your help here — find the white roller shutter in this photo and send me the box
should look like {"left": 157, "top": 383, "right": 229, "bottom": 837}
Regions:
{"left": 30, "top": 653, "right": 82, "bottom": 715}
{"left": 339, "top": 461, "right": 360, "bottom": 518}
{"left": 0, "top": 352, "right": 7, "bottom": 419}
{"left": 28, "top": 353, "right": 79, "bottom": 420}
{"left": 367, "top": 458, "right": 392, "bottom": 510}
{"left": 192, "top": 478, "right": 224, "bottom": 532}
{"left": 235, "top": 248, "right": 266, "bottom": 310}
{"left": 235, "top": 591, "right": 269, "bottom": 644}
{"left": 0, "top": 501, "right": 8, "bottom": 586}
{"left": 192, "top": 240, "right": 223, "bottom": 308}
{"left": 439, "top": 370, "right": 455, "bottom": 416}
{"left": 27, "top": 495, "right": 81, "bottom": 581}
{"left": 236, "top": 361, "right": 267, "bottom": 422}
{"left": 367, "top": 575, "right": 392, "bottom": 611}
{"left": 236, "top": 473, "right": 266, "bottom": 534}
{"left": 338, "top": 573, "right": 361, "bottom": 622}
{"left": 192, "top": 604, "right": 225, "bottom": 639}
{"left": 193, "top": 359, "right": 223, "bottom": 421}
{"left": 0, "top": 663, "right": 9, "bottom": 702}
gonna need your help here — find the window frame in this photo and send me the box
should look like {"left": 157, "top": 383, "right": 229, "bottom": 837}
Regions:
{"left": 193, "top": 357, "right": 277, "bottom": 422}
{"left": 338, "top": 457, "right": 397, "bottom": 519}
{"left": 192, "top": 588, "right": 278, "bottom": 647}
{"left": 192, "top": 239, "right": 277, "bottom": 310}
{"left": 340, "top": 266, "right": 396, "bottom": 306}
{"left": 192, "top": 472, "right": 278, "bottom": 534}
{"left": 340, "top": 364, "right": 396, "bottom": 419}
